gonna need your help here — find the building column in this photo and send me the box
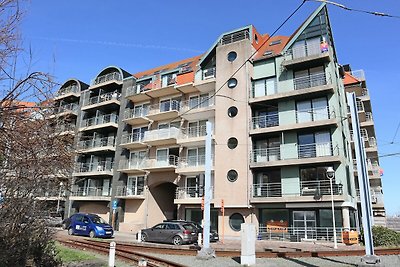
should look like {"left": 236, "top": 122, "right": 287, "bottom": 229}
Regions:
{"left": 342, "top": 207, "right": 350, "bottom": 229}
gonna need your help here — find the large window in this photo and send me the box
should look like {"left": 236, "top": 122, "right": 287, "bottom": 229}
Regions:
{"left": 253, "top": 106, "right": 278, "bottom": 128}
{"left": 253, "top": 169, "right": 281, "bottom": 197}
{"left": 254, "top": 137, "right": 280, "bottom": 162}
{"left": 189, "top": 94, "right": 210, "bottom": 109}
{"left": 187, "top": 120, "right": 207, "bottom": 137}
{"left": 300, "top": 166, "right": 342, "bottom": 196}
{"left": 294, "top": 66, "right": 326, "bottom": 90}
{"left": 161, "top": 72, "right": 178, "bottom": 87}
{"left": 298, "top": 131, "right": 332, "bottom": 158}
{"left": 252, "top": 77, "right": 277, "bottom": 97}
{"left": 296, "top": 97, "right": 329, "bottom": 123}
{"left": 187, "top": 147, "right": 205, "bottom": 166}
{"left": 127, "top": 176, "right": 145, "bottom": 196}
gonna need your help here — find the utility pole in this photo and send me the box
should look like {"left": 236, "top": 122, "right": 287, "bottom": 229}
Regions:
{"left": 347, "top": 92, "right": 380, "bottom": 266}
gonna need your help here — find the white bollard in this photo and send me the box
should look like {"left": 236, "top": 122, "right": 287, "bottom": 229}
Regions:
{"left": 241, "top": 223, "right": 256, "bottom": 266}
{"left": 137, "top": 229, "right": 142, "bottom": 243}
{"left": 109, "top": 241, "right": 116, "bottom": 267}
{"left": 138, "top": 258, "right": 147, "bottom": 266}
{"left": 198, "top": 232, "right": 202, "bottom": 246}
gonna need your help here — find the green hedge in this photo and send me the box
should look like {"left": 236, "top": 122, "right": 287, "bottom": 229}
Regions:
{"left": 370, "top": 226, "right": 400, "bottom": 247}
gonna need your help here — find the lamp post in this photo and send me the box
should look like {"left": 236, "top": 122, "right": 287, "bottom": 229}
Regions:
{"left": 326, "top": 167, "right": 338, "bottom": 249}
{"left": 56, "top": 182, "right": 64, "bottom": 214}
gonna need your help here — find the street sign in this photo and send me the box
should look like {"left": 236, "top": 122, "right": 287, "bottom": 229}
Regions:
{"left": 112, "top": 200, "right": 117, "bottom": 210}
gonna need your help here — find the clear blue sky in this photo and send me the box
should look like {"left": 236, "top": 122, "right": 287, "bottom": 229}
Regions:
{"left": 20, "top": 0, "right": 400, "bottom": 215}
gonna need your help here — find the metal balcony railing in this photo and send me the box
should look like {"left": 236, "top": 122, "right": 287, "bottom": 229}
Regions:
{"left": 350, "top": 128, "right": 368, "bottom": 141}
{"left": 175, "top": 186, "right": 214, "bottom": 199}
{"left": 142, "top": 155, "right": 179, "bottom": 169}
{"left": 91, "top": 72, "right": 121, "bottom": 86}
{"left": 296, "top": 106, "right": 334, "bottom": 123}
{"left": 74, "top": 161, "right": 114, "bottom": 173}
{"left": 54, "top": 103, "right": 79, "bottom": 114}
{"left": 81, "top": 114, "right": 118, "bottom": 128}
{"left": 180, "top": 97, "right": 214, "bottom": 112}
{"left": 356, "top": 189, "right": 378, "bottom": 204}
{"left": 77, "top": 136, "right": 115, "bottom": 150}
{"left": 178, "top": 154, "right": 214, "bottom": 168}
{"left": 118, "top": 159, "right": 146, "bottom": 170}
{"left": 85, "top": 92, "right": 120, "bottom": 106}
{"left": 116, "top": 186, "right": 144, "bottom": 197}
{"left": 57, "top": 85, "right": 79, "bottom": 96}
{"left": 71, "top": 187, "right": 111, "bottom": 197}
{"left": 143, "top": 127, "right": 180, "bottom": 142}
{"left": 251, "top": 183, "right": 282, "bottom": 197}
{"left": 121, "top": 132, "right": 145, "bottom": 144}
{"left": 284, "top": 41, "right": 328, "bottom": 61}
{"left": 124, "top": 106, "right": 149, "bottom": 120}
{"left": 298, "top": 142, "right": 333, "bottom": 158}
{"left": 250, "top": 113, "right": 279, "bottom": 130}
{"left": 202, "top": 67, "right": 216, "bottom": 80}
{"left": 365, "top": 112, "right": 373, "bottom": 122}
{"left": 180, "top": 125, "right": 207, "bottom": 139}
{"left": 251, "top": 147, "right": 281, "bottom": 162}
{"left": 293, "top": 72, "right": 328, "bottom": 90}
{"left": 368, "top": 137, "right": 377, "bottom": 147}
{"left": 149, "top": 100, "right": 180, "bottom": 115}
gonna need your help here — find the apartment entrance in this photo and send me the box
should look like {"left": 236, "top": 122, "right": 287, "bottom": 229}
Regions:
{"left": 149, "top": 182, "right": 177, "bottom": 222}
{"left": 292, "top": 211, "right": 316, "bottom": 240}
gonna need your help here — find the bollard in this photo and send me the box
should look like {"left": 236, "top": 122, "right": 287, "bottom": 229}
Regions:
{"left": 138, "top": 258, "right": 147, "bottom": 267}
{"left": 198, "top": 233, "right": 202, "bottom": 246}
{"left": 108, "top": 241, "right": 116, "bottom": 267}
{"left": 137, "top": 229, "right": 142, "bottom": 243}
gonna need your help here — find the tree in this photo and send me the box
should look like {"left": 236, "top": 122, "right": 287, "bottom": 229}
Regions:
{"left": 0, "top": 1, "right": 75, "bottom": 266}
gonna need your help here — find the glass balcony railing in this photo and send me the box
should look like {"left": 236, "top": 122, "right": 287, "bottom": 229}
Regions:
{"left": 180, "top": 125, "right": 207, "bottom": 139}
{"left": 74, "top": 161, "right": 114, "bottom": 174}
{"left": 180, "top": 97, "right": 214, "bottom": 112}
{"left": 54, "top": 103, "right": 79, "bottom": 114}
{"left": 81, "top": 114, "right": 118, "bottom": 128}
{"left": 121, "top": 132, "right": 146, "bottom": 145}
{"left": 77, "top": 136, "right": 115, "bottom": 150}
{"left": 143, "top": 127, "right": 180, "bottom": 142}
{"left": 57, "top": 85, "right": 79, "bottom": 97}
{"left": 71, "top": 187, "right": 111, "bottom": 197}
{"left": 91, "top": 72, "right": 121, "bottom": 86}
{"left": 116, "top": 186, "right": 144, "bottom": 197}
{"left": 124, "top": 106, "right": 149, "bottom": 120}
{"left": 84, "top": 92, "right": 121, "bottom": 106}
{"left": 178, "top": 154, "right": 214, "bottom": 168}
{"left": 284, "top": 41, "right": 329, "bottom": 61}
{"left": 148, "top": 100, "right": 180, "bottom": 115}
{"left": 175, "top": 186, "right": 214, "bottom": 199}
{"left": 142, "top": 155, "right": 179, "bottom": 169}
{"left": 250, "top": 113, "right": 279, "bottom": 130}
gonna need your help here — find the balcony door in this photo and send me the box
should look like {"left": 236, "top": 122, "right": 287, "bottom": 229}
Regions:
{"left": 255, "top": 137, "right": 280, "bottom": 162}
{"left": 298, "top": 131, "right": 331, "bottom": 158}
{"left": 296, "top": 97, "right": 328, "bottom": 123}
{"left": 187, "top": 147, "right": 205, "bottom": 167}
{"left": 156, "top": 148, "right": 169, "bottom": 167}
{"left": 315, "top": 132, "right": 331, "bottom": 157}
{"left": 186, "top": 176, "right": 203, "bottom": 198}
{"left": 127, "top": 176, "right": 144, "bottom": 196}
{"left": 293, "top": 211, "right": 316, "bottom": 240}
{"left": 188, "top": 120, "right": 207, "bottom": 138}
{"left": 129, "top": 151, "right": 146, "bottom": 168}
{"left": 102, "top": 179, "right": 110, "bottom": 196}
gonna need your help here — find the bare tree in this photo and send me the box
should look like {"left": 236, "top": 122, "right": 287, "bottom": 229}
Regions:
{"left": 0, "top": 1, "right": 75, "bottom": 266}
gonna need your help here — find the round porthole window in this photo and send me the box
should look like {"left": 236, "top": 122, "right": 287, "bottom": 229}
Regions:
{"left": 227, "top": 170, "right": 238, "bottom": 182}
{"left": 229, "top": 213, "right": 244, "bottom": 231}
{"left": 227, "top": 106, "right": 238, "bottom": 118}
{"left": 227, "top": 51, "right": 237, "bottom": 62}
{"left": 227, "top": 78, "right": 237, "bottom": 89}
{"left": 227, "top": 137, "right": 238, "bottom": 149}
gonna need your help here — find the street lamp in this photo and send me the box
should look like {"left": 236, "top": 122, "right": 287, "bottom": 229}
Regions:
{"left": 56, "top": 182, "right": 64, "bottom": 214}
{"left": 326, "top": 167, "right": 338, "bottom": 249}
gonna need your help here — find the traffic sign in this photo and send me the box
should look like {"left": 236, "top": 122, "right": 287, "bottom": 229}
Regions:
{"left": 112, "top": 200, "right": 117, "bottom": 210}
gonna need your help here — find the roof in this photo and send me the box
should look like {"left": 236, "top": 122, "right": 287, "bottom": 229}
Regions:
{"left": 343, "top": 72, "right": 361, "bottom": 85}
{"left": 253, "top": 35, "right": 290, "bottom": 61}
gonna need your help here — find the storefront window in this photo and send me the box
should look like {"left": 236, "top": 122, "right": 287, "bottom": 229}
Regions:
{"left": 319, "top": 209, "right": 343, "bottom": 228}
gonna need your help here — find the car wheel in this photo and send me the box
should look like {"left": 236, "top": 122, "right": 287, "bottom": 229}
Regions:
{"left": 89, "top": 230, "right": 96, "bottom": 238}
{"left": 141, "top": 233, "right": 147, "bottom": 242}
{"left": 172, "top": 235, "right": 183, "bottom": 246}
{"left": 62, "top": 222, "right": 67, "bottom": 230}
{"left": 68, "top": 228, "right": 74, "bottom": 235}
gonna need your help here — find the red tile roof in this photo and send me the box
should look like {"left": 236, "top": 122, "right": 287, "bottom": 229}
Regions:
{"left": 253, "top": 35, "right": 290, "bottom": 60}
{"left": 343, "top": 72, "right": 361, "bottom": 85}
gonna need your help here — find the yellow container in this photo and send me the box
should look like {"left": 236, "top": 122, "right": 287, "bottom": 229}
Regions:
{"left": 342, "top": 231, "right": 359, "bottom": 245}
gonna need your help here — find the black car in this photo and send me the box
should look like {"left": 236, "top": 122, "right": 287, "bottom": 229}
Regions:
{"left": 164, "top": 220, "right": 219, "bottom": 242}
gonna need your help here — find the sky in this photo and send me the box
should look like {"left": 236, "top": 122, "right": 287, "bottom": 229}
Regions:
{"left": 18, "top": 0, "right": 400, "bottom": 216}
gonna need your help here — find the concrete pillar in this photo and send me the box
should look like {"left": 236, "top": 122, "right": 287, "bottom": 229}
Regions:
{"left": 241, "top": 223, "right": 256, "bottom": 266}
{"left": 342, "top": 207, "right": 350, "bottom": 229}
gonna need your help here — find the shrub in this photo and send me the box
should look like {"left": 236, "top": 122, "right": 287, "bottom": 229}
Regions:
{"left": 371, "top": 226, "right": 400, "bottom": 247}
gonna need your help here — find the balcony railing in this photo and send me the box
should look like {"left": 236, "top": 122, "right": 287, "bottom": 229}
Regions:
{"left": 85, "top": 92, "right": 120, "bottom": 106}
{"left": 350, "top": 128, "right": 368, "bottom": 141}
{"left": 294, "top": 72, "right": 328, "bottom": 90}
{"left": 175, "top": 186, "right": 215, "bottom": 199}
{"left": 178, "top": 154, "right": 214, "bottom": 169}
{"left": 77, "top": 136, "right": 115, "bottom": 150}
{"left": 74, "top": 161, "right": 114, "bottom": 174}
{"left": 180, "top": 125, "right": 207, "bottom": 139}
{"left": 251, "top": 179, "right": 343, "bottom": 198}
{"left": 356, "top": 189, "right": 378, "bottom": 204}
{"left": 250, "top": 113, "right": 279, "bottom": 130}
{"left": 368, "top": 137, "right": 377, "bottom": 147}
{"left": 142, "top": 155, "right": 179, "bottom": 169}
{"left": 57, "top": 85, "right": 79, "bottom": 97}
{"left": 365, "top": 112, "right": 373, "bottom": 122}
{"left": 296, "top": 106, "right": 333, "bottom": 123}
{"left": 81, "top": 114, "right": 118, "bottom": 128}
{"left": 54, "top": 124, "right": 75, "bottom": 133}
{"left": 118, "top": 159, "right": 146, "bottom": 170}
{"left": 116, "top": 186, "right": 144, "bottom": 197}
{"left": 251, "top": 142, "right": 335, "bottom": 163}
{"left": 202, "top": 67, "right": 216, "bottom": 80}
{"left": 285, "top": 41, "right": 328, "bottom": 61}
{"left": 71, "top": 187, "right": 111, "bottom": 197}
{"left": 180, "top": 97, "right": 214, "bottom": 112}
{"left": 54, "top": 103, "right": 79, "bottom": 114}
{"left": 121, "top": 132, "right": 145, "bottom": 145}
{"left": 143, "top": 127, "right": 180, "bottom": 142}
{"left": 353, "top": 159, "right": 380, "bottom": 175}
{"left": 124, "top": 106, "right": 149, "bottom": 120}
{"left": 91, "top": 72, "right": 121, "bottom": 86}
{"left": 148, "top": 100, "right": 180, "bottom": 115}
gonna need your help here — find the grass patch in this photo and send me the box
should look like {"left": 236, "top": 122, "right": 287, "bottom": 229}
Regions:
{"left": 55, "top": 242, "right": 97, "bottom": 263}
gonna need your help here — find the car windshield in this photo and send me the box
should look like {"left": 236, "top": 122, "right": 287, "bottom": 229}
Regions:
{"left": 182, "top": 224, "right": 196, "bottom": 231}
{"left": 89, "top": 215, "right": 107, "bottom": 224}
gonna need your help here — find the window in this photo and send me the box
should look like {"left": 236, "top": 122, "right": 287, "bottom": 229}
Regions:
{"left": 291, "top": 37, "right": 323, "bottom": 59}
{"left": 159, "top": 98, "right": 180, "bottom": 112}
{"left": 227, "top": 170, "right": 238, "bottom": 182}
{"left": 296, "top": 97, "right": 329, "bottom": 123}
{"left": 254, "top": 170, "right": 281, "bottom": 197}
{"left": 186, "top": 176, "right": 204, "bottom": 197}
{"left": 127, "top": 176, "right": 145, "bottom": 195}
{"left": 227, "top": 51, "right": 237, "bottom": 62}
{"left": 227, "top": 106, "right": 238, "bottom": 118}
{"left": 161, "top": 72, "right": 178, "bottom": 87}
{"left": 136, "top": 78, "right": 152, "bottom": 93}
{"left": 188, "top": 120, "right": 207, "bottom": 137}
{"left": 229, "top": 213, "right": 244, "bottom": 231}
{"left": 227, "top": 137, "right": 238, "bottom": 149}
{"left": 187, "top": 147, "right": 205, "bottom": 166}
{"left": 253, "top": 106, "right": 278, "bottom": 128}
{"left": 300, "top": 166, "right": 342, "bottom": 196}
{"left": 254, "top": 137, "right": 280, "bottom": 162}
{"left": 227, "top": 78, "right": 237, "bottom": 88}
{"left": 189, "top": 94, "right": 209, "bottom": 109}
{"left": 270, "top": 40, "right": 281, "bottom": 46}
{"left": 131, "top": 127, "right": 147, "bottom": 142}
{"left": 133, "top": 103, "right": 149, "bottom": 117}
{"left": 129, "top": 151, "right": 146, "bottom": 167}
{"left": 252, "top": 77, "right": 276, "bottom": 97}
{"left": 298, "top": 131, "right": 332, "bottom": 158}
{"left": 294, "top": 66, "right": 326, "bottom": 90}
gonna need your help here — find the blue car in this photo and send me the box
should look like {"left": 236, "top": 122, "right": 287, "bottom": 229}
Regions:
{"left": 67, "top": 213, "right": 113, "bottom": 238}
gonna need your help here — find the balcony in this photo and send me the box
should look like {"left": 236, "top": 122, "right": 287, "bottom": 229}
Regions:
{"left": 176, "top": 155, "right": 214, "bottom": 175}
{"left": 174, "top": 186, "right": 214, "bottom": 204}
{"left": 293, "top": 72, "right": 329, "bottom": 91}
{"left": 282, "top": 42, "right": 332, "bottom": 68}
{"left": 55, "top": 85, "right": 80, "bottom": 100}
{"left": 143, "top": 127, "right": 180, "bottom": 146}
{"left": 54, "top": 124, "right": 75, "bottom": 135}
{"left": 70, "top": 186, "right": 111, "bottom": 201}
{"left": 77, "top": 136, "right": 115, "bottom": 153}
{"left": 81, "top": 92, "right": 120, "bottom": 110}
{"left": 80, "top": 114, "right": 118, "bottom": 131}
{"left": 73, "top": 161, "right": 114, "bottom": 177}
{"left": 353, "top": 159, "right": 381, "bottom": 178}
{"left": 115, "top": 186, "right": 145, "bottom": 199}
{"left": 51, "top": 103, "right": 79, "bottom": 117}
{"left": 146, "top": 100, "right": 180, "bottom": 121}
{"left": 250, "top": 113, "right": 279, "bottom": 131}
{"left": 123, "top": 106, "right": 150, "bottom": 126}
{"left": 120, "top": 132, "right": 147, "bottom": 149}
{"left": 118, "top": 159, "right": 146, "bottom": 174}
{"left": 90, "top": 72, "right": 122, "bottom": 88}
{"left": 177, "top": 125, "right": 209, "bottom": 146}
{"left": 250, "top": 142, "right": 339, "bottom": 168}
{"left": 356, "top": 189, "right": 379, "bottom": 204}
{"left": 142, "top": 155, "right": 178, "bottom": 172}
{"left": 194, "top": 67, "right": 216, "bottom": 93}
{"left": 350, "top": 128, "right": 368, "bottom": 143}
{"left": 250, "top": 180, "right": 343, "bottom": 203}
{"left": 180, "top": 97, "right": 215, "bottom": 120}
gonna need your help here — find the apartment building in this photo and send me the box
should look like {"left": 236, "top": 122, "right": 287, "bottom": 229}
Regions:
{"left": 55, "top": 3, "right": 384, "bottom": 239}
{"left": 343, "top": 66, "right": 386, "bottom": 226}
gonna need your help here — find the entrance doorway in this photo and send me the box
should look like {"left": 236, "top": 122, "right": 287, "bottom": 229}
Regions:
{"left": 292, "top": 211, "right": 316, "bottom": 240}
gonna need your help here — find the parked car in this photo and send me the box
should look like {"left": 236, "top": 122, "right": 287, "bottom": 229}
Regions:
{"left": 140, "top": 221, "right": 198, "bottom": 245}
{"left": 164, "top": 220, "right": 219, "bottom": 242}
{"left": 66, "top": 213, "right": 113, "bottom": 238}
